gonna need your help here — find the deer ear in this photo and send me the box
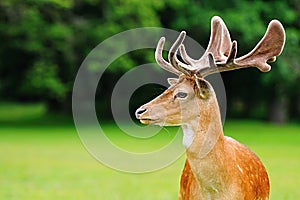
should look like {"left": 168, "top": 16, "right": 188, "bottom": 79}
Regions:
{"left": 167, "top": 78, "right": 179, "bottom": 86}
{"left": 195, "top": 78, "right": 211, "bottom": 99}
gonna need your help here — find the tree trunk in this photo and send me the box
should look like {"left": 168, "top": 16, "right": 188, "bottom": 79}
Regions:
{"left": 268, "top": 96, "right": 288, "bottom": 124}
{"left": 296, "top": 94, "right": 300, "bottom": 120}
{"left": 46, "top": 98, "right": 71, "bottom": 114}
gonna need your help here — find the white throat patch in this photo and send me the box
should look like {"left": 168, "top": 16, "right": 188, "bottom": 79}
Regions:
{"left": 182, "top": 125, "right": 195, "bottom": 148}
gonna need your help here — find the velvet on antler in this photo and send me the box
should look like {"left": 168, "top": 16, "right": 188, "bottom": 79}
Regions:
{"left": 155, "top": 16, "right": 286, "bottom": 78}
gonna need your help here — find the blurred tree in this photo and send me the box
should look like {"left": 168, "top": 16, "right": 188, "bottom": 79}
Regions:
{"left": 0, "top": 0, "right": 165, "bottom": 113}
{"left": 0, "top": 0, "right": 75, "bottom": 112}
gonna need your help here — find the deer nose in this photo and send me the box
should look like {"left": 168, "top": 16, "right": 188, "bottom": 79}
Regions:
{"left": 135, "top": 108, "right": 147, "bottom": 119}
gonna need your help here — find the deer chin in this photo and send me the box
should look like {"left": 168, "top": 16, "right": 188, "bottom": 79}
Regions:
{"left": 140, "top": 119, "right": 182, "bottom": 127}
{"left": 139, "top": 119, "right": 152, "bottom": 124}
{"left": 140, "top": 118, "right": 172, "bottom": 126}
{"left": 139, "top": 118, "right": 160, "bottom": 125}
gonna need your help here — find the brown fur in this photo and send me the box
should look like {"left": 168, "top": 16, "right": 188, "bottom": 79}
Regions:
{"left": 179, "top": 137, "right": 270, "bottom": 200}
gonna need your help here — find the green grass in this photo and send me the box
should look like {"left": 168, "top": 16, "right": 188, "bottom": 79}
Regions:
{"left": 0, "top": 125, "right": 183, "bottom": 200}
{"left": 0, "top": 103, "right": 300, "bottom": 199}
{"left": 0, "top": 102, "right": 46, "bottom": 122}
{"left": 1, "top": 122, "right": 300, "bottom": 200}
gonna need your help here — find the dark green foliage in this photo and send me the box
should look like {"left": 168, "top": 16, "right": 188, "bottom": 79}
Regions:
{"left": 0, "top": 0, "right": 299, "bottom": 122}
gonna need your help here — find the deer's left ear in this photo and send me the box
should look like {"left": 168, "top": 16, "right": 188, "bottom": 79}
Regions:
{"left": 168, "top": 78, "right": 179, "bottom": 86}
{"left": 195, "top": 78, "right": 211, "bottom": 99}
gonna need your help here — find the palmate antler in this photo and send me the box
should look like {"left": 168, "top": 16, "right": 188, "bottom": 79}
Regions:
{"left": 155, "top": 16, "right": 286, "bottom": 78}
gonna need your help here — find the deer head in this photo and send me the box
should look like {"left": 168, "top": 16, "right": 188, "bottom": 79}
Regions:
{"left": 135, "top": 16, "right": 285, "bottom": 128}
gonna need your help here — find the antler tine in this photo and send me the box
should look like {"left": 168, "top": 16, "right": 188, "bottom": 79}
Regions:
{"left": 168, "top": 31, "right": 191, "bottom": 76}
{"left": 204, "top": 16, "right": 232, "bottom": 62}
{"left": 155, "top": 37, "right": 181, "bottom": 76}
{"left": 180, "top": 44, "right": 217, "bottom": 72}
{"left": 199, "top": 41, "right": 238, "bottom": 77}
{"left": 155, "top": 32, "right": 193, "bottom": 76}
{"left": 179, "top": 44, "right": 198, "bottom": 66}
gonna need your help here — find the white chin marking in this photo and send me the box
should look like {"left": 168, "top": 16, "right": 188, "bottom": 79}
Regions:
{"left": 182, "top": 125, "right": 195, "bottom": 148}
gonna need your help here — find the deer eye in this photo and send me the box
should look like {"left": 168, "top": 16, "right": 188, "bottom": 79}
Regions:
{"left": 175, "top": 92, "right": 188, "bottom": 99}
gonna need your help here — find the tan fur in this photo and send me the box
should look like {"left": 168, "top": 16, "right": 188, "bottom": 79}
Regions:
{"left": 136, "top": 75, "right": 269, "bottom": 200}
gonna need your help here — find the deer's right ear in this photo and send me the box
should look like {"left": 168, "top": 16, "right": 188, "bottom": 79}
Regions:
{"left": 167, "top": 78, "right": 179, "bottom": 86}
{"left": 195, "top": 78, "right": 211, "bottom": 99}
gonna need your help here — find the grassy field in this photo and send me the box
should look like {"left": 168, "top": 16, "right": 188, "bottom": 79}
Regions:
{"left": 0, "top": 103, "right": 300, "bottom": 199}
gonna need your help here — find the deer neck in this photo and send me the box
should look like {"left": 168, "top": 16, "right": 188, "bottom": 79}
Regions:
{"left": 182, "top": 97, "right": 224, "bottom": 156}
{"left": 182, "top": 97, "right": 226, "bottom": 186}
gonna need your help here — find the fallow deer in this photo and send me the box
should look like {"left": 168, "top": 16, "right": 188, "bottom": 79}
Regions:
{"left": 135, "top": 16, "right": 285, "bottom": 200}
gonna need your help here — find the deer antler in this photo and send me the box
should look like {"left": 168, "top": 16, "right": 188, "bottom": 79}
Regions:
{"left": 179, "top": 16, "right": 286, "bottom": 77}
{"left": 155, "top": 17, "right": 285, "bottom": 78}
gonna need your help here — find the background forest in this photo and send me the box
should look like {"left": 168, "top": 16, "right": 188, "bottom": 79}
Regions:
{"left": 1, "top": 0, "right": 300, "bottom": 123}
